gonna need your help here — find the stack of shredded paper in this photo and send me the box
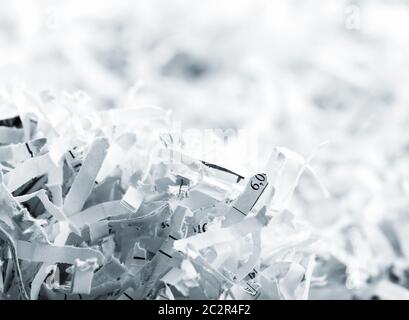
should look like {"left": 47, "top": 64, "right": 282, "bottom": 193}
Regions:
{"left": 2, "top": 0, "right": 409, "bottom": 301}
{"left": 1, "top": 87, "right": 409, "bottom": 300}
{"left": 0, "top": 89, "right": 340, "bottom": 300}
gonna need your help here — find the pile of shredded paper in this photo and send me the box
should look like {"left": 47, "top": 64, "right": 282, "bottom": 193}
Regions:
{"left": 1, "top": 89, "right": 408, "bottom": 301}
{"left": 0, "top": 87, "right": 408, "bottom": 299}
{"left": 0, "top": 90, "right": 334, "bottom": 300}
{"left": 2, "top": 0, "right": 409, "bottom": 301}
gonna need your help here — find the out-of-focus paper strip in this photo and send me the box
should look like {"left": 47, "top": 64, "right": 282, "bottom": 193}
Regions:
{"left": 272, "top": 145, "right": 329, "bottom": 211}
{"left": 97, "top": 106, "right": 170, "bottom": 126}
{"left": 0, "top": 127, "right": 24, "bottom": 144}
{"left": 0, "top": 115, "right": 23, "bottom": 128}
{"left": 374, "top": 280, "right": 409, "bottom": 300}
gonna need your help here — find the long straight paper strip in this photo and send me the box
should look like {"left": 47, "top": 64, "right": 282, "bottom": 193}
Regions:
{"left": 16, "top": 240, "right": 104, "bottom": 265}
{"left": 64, "top": 137, "right": 109, "bottom": 216}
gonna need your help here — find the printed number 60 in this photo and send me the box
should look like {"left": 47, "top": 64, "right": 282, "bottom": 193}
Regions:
{"left": 250, "top": 174, "right": 266, "bottom": 190}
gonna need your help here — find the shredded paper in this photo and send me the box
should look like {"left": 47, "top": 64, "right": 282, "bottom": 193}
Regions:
{"left": 1, "top": 0, "right": 409, "bottom": 301}
{"left": 0, "top": 96, "right": 335, "bottom": 300}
